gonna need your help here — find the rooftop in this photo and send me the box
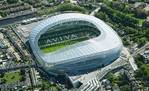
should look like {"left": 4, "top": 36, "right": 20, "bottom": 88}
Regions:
{"left": 29, "top": 13, "right": 122, "bottom": 64}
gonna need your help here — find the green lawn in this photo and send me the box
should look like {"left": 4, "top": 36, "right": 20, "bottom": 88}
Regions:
{"left": 41, "top": 43, "right": 67, "bottom": 53}
{"left": 3, "top": 70, "right": 22, "bottom": 84}
{"left": 138, "top": 19, "right": 145, "bottom": 26}
{"left": 37, "top": 3, "right": 86, "bottom": 16}
{"left": 41, "top": 80, "right": 61, "bottom": 91}
{"left": 41, "top": 37, "right": 88, "bottom": 53}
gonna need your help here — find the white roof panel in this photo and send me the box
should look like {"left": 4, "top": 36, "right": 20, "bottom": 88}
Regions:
{"left": 29, "top": 13, "right": 123, "bottom": 65}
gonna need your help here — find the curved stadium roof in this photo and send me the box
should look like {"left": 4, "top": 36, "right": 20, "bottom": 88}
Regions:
{"left": 29, "top": 13, "right": 123, "bottom": 66}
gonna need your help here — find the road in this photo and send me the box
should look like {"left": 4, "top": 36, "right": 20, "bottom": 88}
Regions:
{"left": 97, "top": 54, "right": 128, "bottom": 80}
{"left": 0, "top": 81, "right": 28, "bottom": 91}
{"left": 125, "top": 42, "right": 149, "bottom": 71}
{"left": 124, "top": 47, "right": 138, "bottom": 71}
{"left": 71, "top": 48, "right": 128, "bottom": 84}
{"left": 0, "top": 64, "right": 35, "bottom": 72}
{"left": 70, "top": 0, "right": 77, "bottom": 4}
{"left": 76, "top": 48, "right": 129, "bottom": 91}
{"left": 10, "top": 26, "right": 38, "bottom": 86}
{"left": 133, "top": 42, "right": 149, "bottom": 57}
{"left": 0, "top": 13, "right": 35, "bottom": 27}
{"left": 90, "top": 7, "right": 101, "bottom": 16}
{"left": 30, "top": 68, "right": 38, "bottom": 86}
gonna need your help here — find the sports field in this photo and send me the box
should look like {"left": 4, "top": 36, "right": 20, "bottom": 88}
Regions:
{"left": 41, "top": 37, "right": 88, "bottom": 53}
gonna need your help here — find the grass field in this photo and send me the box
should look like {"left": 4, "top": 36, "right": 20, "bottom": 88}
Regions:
{"left": 3, "top": 70, "right": 22, "bottom": 84}
{"left": 41, "top": 37, "right": 88, "bottom": 53}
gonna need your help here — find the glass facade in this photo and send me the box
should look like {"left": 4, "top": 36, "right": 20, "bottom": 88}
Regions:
{"left": 29, "top": 13, "right": 123, "bottom": 76}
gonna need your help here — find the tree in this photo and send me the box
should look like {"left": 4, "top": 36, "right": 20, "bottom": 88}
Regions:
{"left": 0, "top": 73, "right": 4, "bottom": 78}
{"left": 134, "top": 8, "right": 148, "bottom": 19}
{"left": 7, "top": 0, "right": 19, "bottom": 4}
{"left": 107, "top": 72, "right": 118, "bottom": 86}
{"left": 138, "top": 37, "right": 147, "bottom": 47}
{"left": 0, "top": 11, "right": 7, "bottom": 17}
{"left": 143, "top": 20, "right": 149, "bottom": 28}
{"left": 120, "top": 85, "right": 131, "bottom": 91}
{"left": 47, "top": 0, "right": 55, "bottom": 3}
{"left": 110, "top": 1, "right": 125, "bottom": 11}
{"left": 101, "top": 5, "right": 139, "bottom": 27}
{"left": 95, "top": 12, "right": 109, "bottom": 21}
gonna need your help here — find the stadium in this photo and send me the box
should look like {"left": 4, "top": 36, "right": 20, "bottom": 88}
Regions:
{"left": 29, "top": 13, "right": 123, "bottom": 76}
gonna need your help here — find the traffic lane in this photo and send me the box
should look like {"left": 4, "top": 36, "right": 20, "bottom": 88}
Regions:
{"left": 0, "top": 13, "right": 35, "bottom": 27}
